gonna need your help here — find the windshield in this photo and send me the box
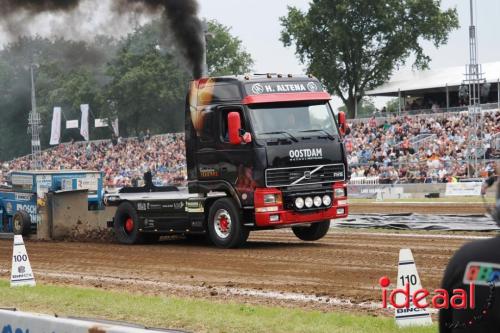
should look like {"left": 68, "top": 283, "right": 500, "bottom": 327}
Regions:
{"left": 248, "top": 102, "right": 339, "bottom": 139}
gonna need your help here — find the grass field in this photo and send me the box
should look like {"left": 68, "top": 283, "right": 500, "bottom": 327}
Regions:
{"left": 0, "top": 280, "right": 437, "bottom": 333}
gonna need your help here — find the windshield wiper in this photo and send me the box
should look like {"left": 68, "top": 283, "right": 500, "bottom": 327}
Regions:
{"left": 299, "top": 129, "right": 335, "bottom": 140}
{"left": 260, "top": 131, "right": 298, "bottom": 142}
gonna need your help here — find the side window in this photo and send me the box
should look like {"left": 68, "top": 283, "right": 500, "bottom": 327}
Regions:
{"left": 220, "top": 108, "right": 246, "bottom": 143}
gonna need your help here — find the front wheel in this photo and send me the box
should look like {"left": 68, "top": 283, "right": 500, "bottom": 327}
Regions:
{"left": 207, "top": 198, "right": 249, "bottom": 248}
{"left": 292, "top": 220, "right": 330, "bottom": 241}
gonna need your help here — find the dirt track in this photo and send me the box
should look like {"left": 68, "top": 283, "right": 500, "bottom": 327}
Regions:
{"left": 0, "top": 229, "right": 482, "bottom": 314}
{"left": 350, "top": 202, "right": 487, "bottom": 215}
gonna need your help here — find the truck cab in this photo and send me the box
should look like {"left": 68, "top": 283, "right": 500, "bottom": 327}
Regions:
{"left": 107, "top": 74, "right": 348, "bottom": 248}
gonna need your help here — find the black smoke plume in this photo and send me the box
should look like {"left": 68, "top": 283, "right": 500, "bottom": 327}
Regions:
{"left": 0, "top": 0, "right": 206, "bottom": 78}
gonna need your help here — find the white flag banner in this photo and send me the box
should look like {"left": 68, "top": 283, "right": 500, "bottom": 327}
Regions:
{"left": 80, "top": 104, "right": 90, "bottom": 141}
{"left": 94, "top": 118, "right": 108, "bottom": 128}
{"left": 112, "top": 118, "right": 119, "bottom": 137}
{"left": 49, "top": 107, "right": 62, "bottom": 145}
{"left": 66, "top": 120, "right": 79, "bottom": 129}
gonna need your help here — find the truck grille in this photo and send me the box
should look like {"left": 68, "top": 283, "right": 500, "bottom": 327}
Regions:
{"left": 265, "top": 164, "right": 345, "bottom": 187}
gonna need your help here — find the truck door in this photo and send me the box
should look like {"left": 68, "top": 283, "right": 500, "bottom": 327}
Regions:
{"left": 218, "top": 107, "right": 256, "bottom": 205}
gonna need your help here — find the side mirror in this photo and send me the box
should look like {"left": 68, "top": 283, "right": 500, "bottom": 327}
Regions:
{"left": 228, "top": 112, "right": 252, "bottom": 145}
{"left": 338, "top": 111, "right": 348, "bottom": 135}
{"left": 228, "top": 112, "right": 242, "bottom": 145}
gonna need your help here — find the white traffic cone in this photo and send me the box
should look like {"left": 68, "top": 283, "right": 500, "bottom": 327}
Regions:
{"left": 394, "top": 248, "right": 432, "bottom": 327}
{"left": 10, "top": 235, "right": 36, "bottom": 287}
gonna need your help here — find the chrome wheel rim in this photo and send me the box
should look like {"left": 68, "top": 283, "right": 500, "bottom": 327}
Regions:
{"left": 13, "top": 216, "right": 21, "bottom": 232}
{"left": 214, "top": 209, "right": 232, "bottom": 239}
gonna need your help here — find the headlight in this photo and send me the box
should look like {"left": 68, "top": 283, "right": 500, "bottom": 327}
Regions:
{"left": 295, "top": 197, "right": 304, "bottom": 209}
{"left": 304, "top": 197, "right": 313, "bottom": 208}
{"left": 322, "top": 195, "right": 332, "bottom": 206}
{"left": 264, "top": 194, "right": 276, "bottom": 204}
{"left": 334, "top": 188, "right": 346, "bottom": 197}
{"left": 313, "top": 196, "right": 322, "bottom": 207}
{"left": 263, "top": 193, "right": 282, "bottom": 204}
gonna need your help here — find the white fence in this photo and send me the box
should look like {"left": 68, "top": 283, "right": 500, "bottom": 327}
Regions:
{"left": 349, "top": 176, "right": 380, "bottom": 185}
{"left": 0, "top": 309, "right": 183, "bottom": 333}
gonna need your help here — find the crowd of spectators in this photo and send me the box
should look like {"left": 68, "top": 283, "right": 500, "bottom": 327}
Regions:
{"left": 1, "top": 110, "right": 499, "bottom": 188}
{"left": 1, "top": 133, "right": 187, "bottom": 188}
{"left": 346, "top": 110, "right": 500, "bottom": 183}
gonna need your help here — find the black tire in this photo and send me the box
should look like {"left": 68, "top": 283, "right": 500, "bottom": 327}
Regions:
{"left": 13, "top": 211, "right": 31, "bottom": 236}
{"left": 207, "top": 198, "right": 249, "bottom": 248}
{"left": 114, "top": 202, "right": 143, "bottom": 244}
{"left": 292, "top": 220, "right": 330, "bottom": 241}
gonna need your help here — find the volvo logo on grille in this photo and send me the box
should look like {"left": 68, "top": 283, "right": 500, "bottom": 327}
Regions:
{"left": 304, "top": 171, "right": 312, "bottom": 179}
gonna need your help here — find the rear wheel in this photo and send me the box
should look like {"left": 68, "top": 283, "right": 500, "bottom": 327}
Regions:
{"left": 292, "top": 220, "right": 330, "bottom": 241}
{"left": 13, "top": 211, "right": 31, "bottom": 236}
{"left": 207, "top": 198, "right": 249, "bottom": 248}
{"left": 114, "top": 202, "right": 143, "bottom": 244}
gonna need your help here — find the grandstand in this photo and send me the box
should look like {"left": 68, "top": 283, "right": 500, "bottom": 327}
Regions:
{"left": 1, "top": 107, "right": 498, "bottom": 187}
{"left": 0, "top": 133, "right": 187, "bottom": 189}
{"left": 346, "top": 109, "right": 499, "bottom": 184}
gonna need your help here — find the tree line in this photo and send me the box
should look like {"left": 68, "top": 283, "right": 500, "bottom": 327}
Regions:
{"left": 1, "top": 0, "right": 460, "bottom": 161}
{"left": 0, "top": 20, "right": 253, "bottom": 161}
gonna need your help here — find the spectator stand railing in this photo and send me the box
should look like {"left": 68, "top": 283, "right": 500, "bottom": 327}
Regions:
{"left": 349, "top": 176, "right": 380, "bottom": 185}
{"left": 348, "top": 158, "right": 499, "bottom": 184}
{"left": 493, "top": 133, "right": 500, "bottom": 157}
{"left": 393, "top": 133, "right": 436, "bottom": 152}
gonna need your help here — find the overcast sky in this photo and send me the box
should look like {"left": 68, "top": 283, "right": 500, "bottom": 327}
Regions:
{"left": 198, "top": 0, "right": 500, "bottom": 74}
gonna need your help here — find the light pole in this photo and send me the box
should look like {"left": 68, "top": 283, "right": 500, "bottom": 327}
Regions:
{"left": 28, "top": 63, "right": 42, "bottom": 170}
{"left": 201, "top": 19, "right": 214, "bottom": 77}
{"left": 462, "top": 0, "right": 485, "bottom": 178}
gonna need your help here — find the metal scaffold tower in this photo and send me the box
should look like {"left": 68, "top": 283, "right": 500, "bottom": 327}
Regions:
{"left": 28, "top": 63, "right": 42, "bottom": 170}
{"left": 462, "top": 0, "right": 485, "bottom": 177}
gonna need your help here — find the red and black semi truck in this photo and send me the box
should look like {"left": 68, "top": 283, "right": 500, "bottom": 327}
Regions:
{"left": 105, "top": 74, "right": 349, "bottom": 248}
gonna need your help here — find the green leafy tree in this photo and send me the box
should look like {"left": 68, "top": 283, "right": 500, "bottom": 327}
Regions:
{"left": 280, "top": 0, "right": 459, "bottom": 118}
{"left": 206, "top": 20, "right": 254, "bottom": 76}
{"left": 105, "top": 23, "right": 190, "bottom": 136}
{"left": 0, "top": 19, "right": 254, "bottom": 161}
{"left": 0, "top": 36, "right": 116, "bottom": 160}
{"left": 386, "top": 97, "right": 404, "bottom": 114}
{"left": 105, "top": 20, "right": 254, "bottom": 136}
{"left": 338, "top": 97, "right": 376, "bottom": 117}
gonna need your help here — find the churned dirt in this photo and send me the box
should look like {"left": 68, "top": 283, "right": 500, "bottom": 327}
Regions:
{"left": 0, "top": 228, "right": 476, "bottom": 315}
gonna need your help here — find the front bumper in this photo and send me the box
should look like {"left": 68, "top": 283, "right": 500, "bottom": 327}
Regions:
{"left": 254, "top": 201, "right": 348, "bottom": 227}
